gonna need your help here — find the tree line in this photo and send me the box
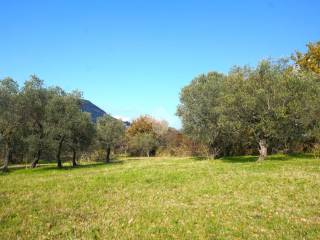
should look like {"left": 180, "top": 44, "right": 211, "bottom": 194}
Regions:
{"left": 0, "top": 76, "right": 96, "bottom": 171}
{"left": 1, "top": 41, "right": 319, "bottom": 171}
{"left": 177, "top": 41, "right": 320, "bottom": 160}
{"left": 0, "top": 77, "right": 202, "bottom": 172}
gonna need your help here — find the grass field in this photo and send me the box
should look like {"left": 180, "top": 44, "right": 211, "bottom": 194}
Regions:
{"left": 0, "top": 155, "right": 319, "bottom": 239}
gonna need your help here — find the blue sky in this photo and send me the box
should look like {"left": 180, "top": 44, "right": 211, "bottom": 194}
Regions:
{"left": 1, "top": 0, "right": 319, "bottom": 128}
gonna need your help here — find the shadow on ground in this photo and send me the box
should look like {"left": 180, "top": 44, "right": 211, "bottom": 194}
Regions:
{"left": 220, "top": 156, "right": 258, "bottom": 163}
{"left": 2, "top": 160, "right": 124, "bottom": 174}
{"left": 38, "top": 160, "right": 124, "bottom": 172}
{"left": 191, "top": 156, "right": 211, "bottom": 161}
{"left": 191, "top": 155, "right": 257, "bottom": 163}
{"left": 219, "top": 153, "right": 312, "bottom": 163}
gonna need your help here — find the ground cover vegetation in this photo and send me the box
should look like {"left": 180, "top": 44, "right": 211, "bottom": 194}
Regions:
{"left": 0, "top": 155, "right": 319, "bottom": 239}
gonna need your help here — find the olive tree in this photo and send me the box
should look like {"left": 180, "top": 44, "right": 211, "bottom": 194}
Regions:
{"left": 21, "top": 75, "right": 49, "bottom": 168}
{"left": 45, "top": 88, "right": 83, "bottom": 168}
{"left": 0, "top": 78, "right": 21, "bottom": 172}
{"left": 67, "top": 111, "right": 95, "bottom": 166}
{"left": 96, "top": 115, "right": 125, "bottom": 163}
{"left": 177, "top": 72, "right": 228, "bottom": 158}
{"left": 178, "top": 59, "right": 320, "bottom": 160}
{"left": 225, "top": 60, "right": 320, "bottom": 160}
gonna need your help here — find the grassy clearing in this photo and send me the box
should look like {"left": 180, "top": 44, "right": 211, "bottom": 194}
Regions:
{"left": 0, "top": 155, "right": 319, "bottom": 239}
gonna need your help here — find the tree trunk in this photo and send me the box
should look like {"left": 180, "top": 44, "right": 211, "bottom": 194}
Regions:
{"left": 8, "top": 151, "right": 13, "bottom": 163}
{"left": 32, "top": 125, "right": 44, "bottom": 168}
{"left": 56, "top": 137, "right": 64, "bottom": 168}
{"left": 105, "top": 147, "right": 111, "bottom": 163}
{"left": 1, "top": 143, "right": 11, "bottom": 172}
{"left": 72, "top": 148, "right": 77, "bottom": 167}
{"left": 31, "top": 150, "right": 41, "bottom": 168}
{"left": 147, "top": 150, "right": 150, "bottom": 157}
{"left": 258, "top": 139, "right": 267, "bottom": 161}
{"left": 212, "top": 147, "right": 221, "bottom": 159}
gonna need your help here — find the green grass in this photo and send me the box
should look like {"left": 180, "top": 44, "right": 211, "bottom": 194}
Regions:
{"left": 1, "top": 155, "right": 319, "bottom": 239}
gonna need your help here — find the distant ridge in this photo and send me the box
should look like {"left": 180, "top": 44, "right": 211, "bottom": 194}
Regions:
{"left": 80, "top": 99, "right": 107, "bottom": 122}
{"left": 80, "top": 99, "right": 131, "bottom": 127}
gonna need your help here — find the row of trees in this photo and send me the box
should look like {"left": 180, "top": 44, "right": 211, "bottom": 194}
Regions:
{"left": 0, "top": 77, "right": 201, "bottom": 171}
{"left": 2, "top": 41, "right": 318, "bottom": 170}
{"left": 177, "top": 41, "right": 320, "bottom": 160}
{"left": 0, "top": 76, "right": 97, "bottom": 171}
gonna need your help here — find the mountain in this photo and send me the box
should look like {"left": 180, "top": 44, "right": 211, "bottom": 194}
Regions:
{"left": 80, "top": 99, "right": 131, "bottom": 127}
{"left": 80, "top": 99, "right": 108, "bottom": 122}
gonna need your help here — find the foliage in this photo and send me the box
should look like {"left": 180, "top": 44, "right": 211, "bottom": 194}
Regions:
{"left": 20, "top": 75, "right": 49, "bottom": 167}
{"left": 96, "top": 115, "right": 125, "bottom": 162}
{"left": 128, "top": 132, "right": 158, "bottom": 157}
{"left": 0, "top": 78, "right": 22, "bottom": 171}
{"left": 178, "top": 58, "right": 320, "bottom": 160}
{"left": 159, "top": 128, "right": 209, "bottom": 156}
{"left": 44, "top": 89, "right": 87, "bottom": 167}
{"left": 126, "top": 115, "right": 154, "bottom": 137}
{"left": 294, "top": 41, "right": 320, "bottom": 74}
{"left": 126, "top": 115, "right": 166, "bottom": 156}
{"left": 0, "top": 76, "right": 97, "bottom": 170}
{"left": 2, "top": 41, "right": 320, "bottom": 169}
{"left": 67, "top": 111, "right": 95, "bottom": 166}
{"left": 177, "top": 72, "right": 227, "bottom": 158}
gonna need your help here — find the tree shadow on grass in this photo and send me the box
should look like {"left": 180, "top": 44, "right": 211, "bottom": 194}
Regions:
{"left": 0, "top": 164, "right": 31, "bottom": 175}
{"left": 191, "top": 156, "right": 211, "bottom": 161}
{"left": 39, "top": 160, "right": 124, "bottom": 172}
{"left": 268, "top": 153, "right": 313, "bottom": 161}
{"left": 191, "top": 155, "right": 258, "bottom": 162}
{"left": 219, "top": 153, "right": 313, "bottom": 163}
{"left": 3, "top": 160, "right": 124, "bottom": 174}
{"left": 118, "top": 157, "right": 167, "bottom": 161}
{"left": 266, "top": 155, "right": 291, "bottom": 161}
{"left": 220, "top": 156, "right": 258, "bottom": 163}
{"left": 119, "top": 158, "right": 142, "bottom": 161}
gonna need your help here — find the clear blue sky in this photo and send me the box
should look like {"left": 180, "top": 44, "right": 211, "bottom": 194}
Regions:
{"left": 1, "top": 0, "right": 319, "bottom": 128}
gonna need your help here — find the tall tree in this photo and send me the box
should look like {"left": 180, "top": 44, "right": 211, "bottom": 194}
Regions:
{"left": 177, "top": 59, "right": 320, "bottom": 160}
{"left": 177, "top": 72, "right": 228, "bottom": 158}
{"left": 67, "top": 111, "right": 95, "bottom": 166}
{"left": 223, "top": 60, "right": 320, "bottom": 160}
{"left": 96, "top": 115, "right": 125, "bottom": 163}
{"left": 21, "top": 75, "right": 49, "bottom": 168}
{"left": 0, "top": 78, "right": 21, "bottom": 172}
{"left": 45, "top": 89, "right": 82, "bottom": 168}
